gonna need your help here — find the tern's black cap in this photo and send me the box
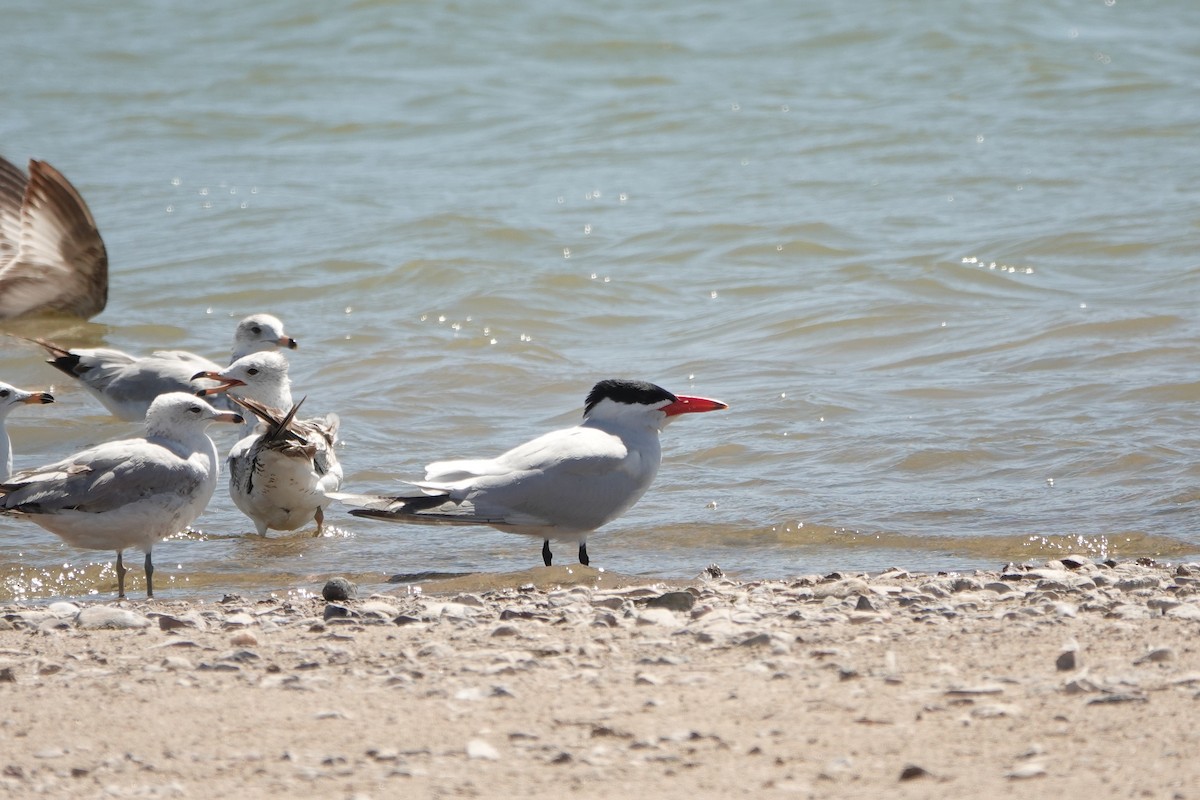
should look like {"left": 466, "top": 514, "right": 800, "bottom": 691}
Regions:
{"left": 584, "top": 379, "right": 677, "bottom": 416}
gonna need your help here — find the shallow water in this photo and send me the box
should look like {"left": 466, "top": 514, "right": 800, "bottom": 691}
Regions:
{"left": 1, "top": 0, "right": 1199, "bottom": 601}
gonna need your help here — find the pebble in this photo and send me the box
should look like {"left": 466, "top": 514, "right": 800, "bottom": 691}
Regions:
{"left": 636, "top": 608, "right": 679, "bottom": 627}
{"left": 645, "top": 591, "right": 695, "bottom": 612}
{"left": 1007, "top": 762, "right": 1048, "bottom": 779}
{"left": 75, "top": 606, "right": 152, "bottom": 630}
{"left": 323, "top": 604, "right": 358, "bottom": 621}
{"left": 322, "top": 577, "right": 358, "bottom": 602}
{"left": 1055, "top": 650, "right": 1078, "bottom": 671}
{"left": 1134, "top": 647, "right": 1174, "bottom": 665}
{"left": 48, "top": 601, "right": 81, "bottom": 617}
{"left": 466, "top": 739, "right": 500, "bottom": 761}
{"left": 157, "top": 613, "right": 207, "bottom": 632}
{"left": 899, "top": 764, "right": 931, "bottom": 781}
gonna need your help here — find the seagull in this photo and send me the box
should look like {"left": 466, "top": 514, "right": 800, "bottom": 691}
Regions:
{"left": 0, "top": 382, "right": 54, "bottom": 478}
{"left": 0, "top": 155, "right": 107, "bottom": 320}
{"left": 29, "top": 313, "right": 297, "bottom": 421}
{"left": 0, "top": 393, "right": 242, "bottom": 598}
{"left": 226, "top": 396, "right": 342, "bottom": 537}
{"left": 191, "top": 350, "right": 298, "bottom": 438}
{"left": 340, "top": 378, "right": 727, "bottom": 566}
{"left": 192, "top": 352, "right": 342, "bottom": 537}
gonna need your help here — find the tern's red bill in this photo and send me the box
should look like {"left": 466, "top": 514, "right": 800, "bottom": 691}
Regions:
{"left": 661, "top": 395, "right": 729, "bottom": 417}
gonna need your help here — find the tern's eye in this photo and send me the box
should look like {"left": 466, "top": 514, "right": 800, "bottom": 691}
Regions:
{"left": 247, "top": 368, "right": 259, "bottom": 376}
{"left": 0, "top": 390, "right": 9, "bottom": 399}
{"left": 250, "top": 326, "right": 263, "bottom": 335}
{"left": 189, "top": 405, "right": 202, "bottom": 415}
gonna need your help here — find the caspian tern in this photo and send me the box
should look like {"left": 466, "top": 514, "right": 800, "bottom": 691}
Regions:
{"left": 0, "top": 382, "right": 54, "bottom": 478}
{"left": 0, "top": 155, "right": 107, "bottom": 320}
{"left": 29, "top": 313, "right": 297, "bottom": 421}
{"left": 342, "top": 378, "right": 727, "bottom": 566}
{"left": 0, "top": 393, "right": 242, "bottom": 598}
{"left": 192, "top": 352, "right": 343, "bottom": 537}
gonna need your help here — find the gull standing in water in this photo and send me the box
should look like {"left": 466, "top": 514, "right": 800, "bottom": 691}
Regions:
{"left": 0, "top": 155, "right": 107, "bottom": 320}
{"left": 29, "top": 313, "right": 297, "bottom": 421}
{"left": 0, "top": 393, "right": 242, "bottom": 598}
{"left": 0, "top": 381, "right": 54, "bottom": 478}
{"left": 340, "top": 379, "right": 727, "bottom": 566}
{"left": 193, "top": 351, "right": 342, "bottom": 537}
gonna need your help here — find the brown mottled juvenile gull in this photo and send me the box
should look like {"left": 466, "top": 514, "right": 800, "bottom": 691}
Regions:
{"left": 194, "top": 351, "right": 342, "bottom": 536}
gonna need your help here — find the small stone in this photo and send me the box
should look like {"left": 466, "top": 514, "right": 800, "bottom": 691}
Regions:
{"left": 360, "top": 601, "right": 399, "bottom": 619}
{"left": 466, "top": 739, "right": 499, "bottom": 761}
{"left": 645, "top": 591, "right": 695, "bottom": 612}
{"left": 1147, "top": 598, "right": 1181, "bottom": 614}
{"left": 1167, "top": 604, "right": 1200, "bottom": 621}
{"left": 1087, "top": 693, "right": 1147, "bottom": 705}
{"left": 47, "top": 602, "right": 80, "bottom": 617}
{"left": 162, "top": 656, "right": 194, "bottom": 671}
{"left": 157, "top": 613, "right": 205, "bottom": 632}
{"left": 813, "top": 578, "right": 870, "bottom": 599}
{"left": 75, "top": 606, "right": 151, "bottom": 630}
{"left": 739, "top": 632, "right": 773, "bottom": 648}
{"left": 1134, "top": 647, "right": 1174, "bottom": 665}
{"left": 230, "top": 631, "right": 259, "bottom": 647}
{"left": 221, "top": 649, "right": 260, "bottom": 664}
{"left": 636, "top": 608, "right": 679, "bottom": 627}
{"left": 899, "top": 764, "right": 931, "bottom": 781}
{"left": 945, "top": 684, "right": 1005, "bottom": 697}
{"left": 1055, "top": 650, "right": 1078, "bottom": 671}
{"left": 1007, "top": 762, "right": 1047, "bottom": 779}
{"left": 491, "top": 625, "right": 520, "bottom": 637}
{"left": 1116, "top": 576, "right": 1160, "bottom": 592}
{"left": 854, "top": 595, "right": 875, "bottom": 612}
{"left": 0, "top": 666, "right": 15, "bottom": 683}
{"left": 1063, "top": 677, "right": 1102, "bottom": 695}
{"left": 322, "top": 577, "right": 358, "bottom": 602}
{"left": 323, "top": 604, "right": 358, "bottom": 621}
{"left": 1060, "top": 555, "right": 1091, "bottom": 570}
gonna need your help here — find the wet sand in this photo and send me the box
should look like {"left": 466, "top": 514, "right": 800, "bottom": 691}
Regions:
{"left": 1, "top": 558, "right": 1198, "bottom": 798}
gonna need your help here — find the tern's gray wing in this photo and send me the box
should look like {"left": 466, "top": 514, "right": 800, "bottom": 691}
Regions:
{"left": 352, "top": 427, "right": 647, "bottom": 532}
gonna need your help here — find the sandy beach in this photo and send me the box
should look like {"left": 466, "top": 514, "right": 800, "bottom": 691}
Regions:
{"left": 1, "top": 558, "right": 1198, "bottom": 799}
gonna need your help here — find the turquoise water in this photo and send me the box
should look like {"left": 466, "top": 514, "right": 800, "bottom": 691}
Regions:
{"left": 1, "top": 0, "right": 1199, "bottom": 599}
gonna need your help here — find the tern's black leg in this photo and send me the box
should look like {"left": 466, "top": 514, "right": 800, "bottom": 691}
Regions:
{"left": 145, "top": 551, "right": 155, "bottom": 598}
{"left": 542, "top": 539, "right": 553, "bottom": 566}
{"left": 578, "top": 542, "right": 589, "bottom": 566}
{"left": 115, "top": 551, "right": 127, "bottom": 599}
